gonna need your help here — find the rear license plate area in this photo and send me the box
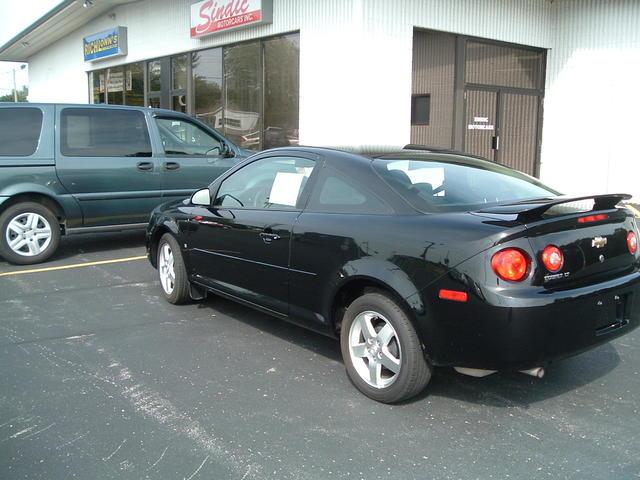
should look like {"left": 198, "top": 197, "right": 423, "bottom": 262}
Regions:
{"left": 595, "top": 293, "right": 630, "bottom": 336}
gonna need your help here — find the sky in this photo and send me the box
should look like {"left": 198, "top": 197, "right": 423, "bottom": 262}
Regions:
{"left": 0, "top": 0, "right": 61, "bottom": 95}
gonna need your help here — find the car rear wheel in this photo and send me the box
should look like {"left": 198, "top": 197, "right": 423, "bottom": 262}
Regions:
{"left": 157, "top": 233, "right": 190, "bottom": 304}
{"left": 0, "top": 202, "right": 60, "bottom": 265}
{"left": 340, "top": 292, "right": 432, "bottom": 403}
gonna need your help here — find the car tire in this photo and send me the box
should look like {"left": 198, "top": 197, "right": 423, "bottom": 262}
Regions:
{"left": 0, "top": 202, "right": 61, "bottom": 265}
{"left": 340, "top": 292, "right": 432, "bottom": 403}
{"left": 157, "top": 233, "right": 190, "bottom": 305}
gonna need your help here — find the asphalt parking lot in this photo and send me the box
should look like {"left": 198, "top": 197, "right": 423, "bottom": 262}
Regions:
{"left": 1, "top": 231, "right": 639, "bottom": 480}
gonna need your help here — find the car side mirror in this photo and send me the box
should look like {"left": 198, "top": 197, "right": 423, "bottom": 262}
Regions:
{"left": 191, "top": 188, "right": 211, "bottom": 206}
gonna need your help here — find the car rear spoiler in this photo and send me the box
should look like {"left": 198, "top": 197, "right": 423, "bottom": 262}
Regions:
{"left": 476, "top": 193, "right": 632, "bottom": 221}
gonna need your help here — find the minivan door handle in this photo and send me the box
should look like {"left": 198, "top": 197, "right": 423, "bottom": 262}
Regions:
{"left": 163, "top": 161, "right": 181, "bottom": 171}
{"left": 136, "top": 161, "right": 154, "bottom": 171}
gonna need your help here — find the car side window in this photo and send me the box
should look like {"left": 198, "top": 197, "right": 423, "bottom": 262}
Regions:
{"left": 214, "top": 156, "right": 315, "bottom": 210}
{"left": 307, "top": 168, "right": 392, "bottom": 214}
{"left": 0, "top": 108, "right": 43, "bottom": 157}
{"left": 60, "top": 108, "right": 152, "bottom": 157}
{"left": 155, "top": 117, "right": 221, "bottom": 156}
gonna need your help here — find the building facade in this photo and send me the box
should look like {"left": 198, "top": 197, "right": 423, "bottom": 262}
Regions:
{"left": 1, "top": 0, "right": 638, "bottom": 200}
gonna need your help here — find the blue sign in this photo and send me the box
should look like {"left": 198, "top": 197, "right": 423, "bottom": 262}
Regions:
{"left": 83, "top": 27, "right": 127, "bottom": 62}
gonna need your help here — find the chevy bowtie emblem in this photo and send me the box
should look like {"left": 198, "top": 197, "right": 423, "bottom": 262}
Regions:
{"left": 592, "top": 236, "right": 607, "bottom": 248}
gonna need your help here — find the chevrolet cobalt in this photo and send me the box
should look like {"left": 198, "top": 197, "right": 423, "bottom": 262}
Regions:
{"left": 147, "top": 146, "right": 640, "bottom": 403}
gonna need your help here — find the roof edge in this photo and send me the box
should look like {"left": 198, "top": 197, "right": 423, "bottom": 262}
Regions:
{"left": 0, "top": 0, "right": 76, "bottom": 61}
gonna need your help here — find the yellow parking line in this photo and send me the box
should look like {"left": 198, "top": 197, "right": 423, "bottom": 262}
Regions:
{"left": 0, "top": 255, "right": 148, "bottom": 278}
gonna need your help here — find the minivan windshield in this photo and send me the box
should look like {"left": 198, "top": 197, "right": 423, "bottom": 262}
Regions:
{"left": 373, "top": 155, "right": 559, "bottom": 213}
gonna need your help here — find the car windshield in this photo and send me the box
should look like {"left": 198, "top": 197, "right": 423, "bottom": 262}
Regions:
{"left": 373, "top": 155, "right": 560, "bottom": 213}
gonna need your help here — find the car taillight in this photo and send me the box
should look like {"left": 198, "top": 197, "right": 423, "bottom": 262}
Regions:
{"left": 628, "top": 231, "right": 638, "bottom": 254}
{"left": 491, "top": 248, "right": 530, "bottom": 282}
{"left": 577, "top": 213, "right": 609, "bottom": 224}
{"left": 541, "top": 245, "right": 563, "bottom": 272}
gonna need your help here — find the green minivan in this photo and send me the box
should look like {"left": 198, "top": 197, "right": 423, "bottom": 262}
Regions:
{"left": 0, "top": 103, "right": 248, "bottom": 265}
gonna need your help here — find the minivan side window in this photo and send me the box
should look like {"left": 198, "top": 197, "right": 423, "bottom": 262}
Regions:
{"left": 60, "top": 108, "right": 152, "bottom": 157}
{"left": 0, "top": 108, "right": 43, "bottom": 156}
{"left": 155, "top": 117, "right": 222, "bottom": 156}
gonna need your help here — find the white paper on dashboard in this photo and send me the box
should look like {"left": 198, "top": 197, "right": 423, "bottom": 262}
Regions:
{"left": 269, "top": 172, "right": 305, "bottom": 206}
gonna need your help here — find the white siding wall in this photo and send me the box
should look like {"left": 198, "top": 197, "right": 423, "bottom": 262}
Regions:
{"left": 26, "top": 0, "right": 639, "bottom": 200}
{"left": 541, "top": 0, "right": 640, "bottom": 201}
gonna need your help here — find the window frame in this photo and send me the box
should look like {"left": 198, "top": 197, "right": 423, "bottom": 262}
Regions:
{"left": 211, "top": 154, "right": 319, "bottom": 212}
{"left": 410, "top": 94, "right": 431, "bottom": 126}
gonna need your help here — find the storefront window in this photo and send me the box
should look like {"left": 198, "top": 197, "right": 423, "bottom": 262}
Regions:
{"left": 465, "top": 41, "right": 543, "bottom": 90}
{"left": 224, "top": 41, "right": 262, "bottom": 150}
{"left": 92, "top": 71, "right": 105, "bottom": 104}
{"left": 171, "top": 54, "right": 188, "bottom": 113}
{"left": 148, "top": 60, "right": 162, "bottom": 92}
{"left": 125, "top": 62, "right": 144, "bottom": 106}
{"left": 87, "top": 33, "right": 301, "bottom": 148}
{"left": 264, "top": 34, "right": 300, "bottom": 148}
{"left": 193, "top": 48, "right": 223, "bottom": 129}
{"left": 107, "top": 67, "right": 124, "bottom": 105}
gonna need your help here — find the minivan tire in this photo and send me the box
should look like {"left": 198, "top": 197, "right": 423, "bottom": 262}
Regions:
{"left": 0, "top": 202, "right": 61, "bottom": 265}
{"left": 340, "top": 292, "right": 432, "bottom": 403}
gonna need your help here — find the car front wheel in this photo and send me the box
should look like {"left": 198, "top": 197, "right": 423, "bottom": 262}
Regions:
{"left": 0, "top": 202, "right": 60, "bottom": 265}
{"left": 157, "top": 233, "right": 190, "bottom": 304}
{"left": 340, "top": 292, "right": 432, "bottom": 403}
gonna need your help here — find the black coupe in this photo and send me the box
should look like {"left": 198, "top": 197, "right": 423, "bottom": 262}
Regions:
{"left": 147, "top": 146, "right": 640, "bottom": 403}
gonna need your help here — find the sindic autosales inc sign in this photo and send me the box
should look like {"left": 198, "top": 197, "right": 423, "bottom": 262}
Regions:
{"left": 190, "top": 0, "right": 273, "bottom": 38}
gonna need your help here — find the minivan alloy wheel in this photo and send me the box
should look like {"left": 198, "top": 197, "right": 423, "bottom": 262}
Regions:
{"left": 349, "top": 310, "right": 402, "bottom": 388}
{"left": 158, "top": 243, "right": 175, "bottom": 295}
{"left": 6, "top": 212, "right": 52, "bottom": 257}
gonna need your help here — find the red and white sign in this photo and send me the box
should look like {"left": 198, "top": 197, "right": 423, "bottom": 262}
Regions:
{"left": 190, "top": 0, "right": 273, "bottom": 38}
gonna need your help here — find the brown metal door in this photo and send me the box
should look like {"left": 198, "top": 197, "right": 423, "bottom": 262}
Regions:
{"left": 464, "top": 89, "right": 497, "bottom": 161}
{"left": 498, "top": 93, "right": 539, "bottom": 176}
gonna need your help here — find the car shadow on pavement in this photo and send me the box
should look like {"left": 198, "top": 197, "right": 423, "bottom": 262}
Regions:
{"left": 197, "top": 296, "right": 343, "bottom": 363}
{"left": 197, "top": 295, "right": 623, "bottom": 407}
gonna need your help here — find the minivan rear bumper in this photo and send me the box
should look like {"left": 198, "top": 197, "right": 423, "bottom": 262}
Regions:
{"left": 423, "top": 270, "right": 640, "bottom": 370}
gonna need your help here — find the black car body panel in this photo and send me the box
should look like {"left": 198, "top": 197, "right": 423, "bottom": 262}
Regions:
{"left": 147, "top": 147, "right": 640, "bottom": 371}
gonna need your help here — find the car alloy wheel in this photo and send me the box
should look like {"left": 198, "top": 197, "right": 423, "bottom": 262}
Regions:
{"left": 158, "top": 242, "right": 176, "bottom": 295}
{"left": 5, "top": 212, "right": 53, "bottom": 257}
{"left": 348, "top": 310, "right": 402, "bottom": 388}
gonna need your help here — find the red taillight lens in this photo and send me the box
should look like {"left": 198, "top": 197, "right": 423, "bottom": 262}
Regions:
{"left": 577, "top": 213, "right": 609, "bottom": 224}
{"left": 628, "top": 231, "right": 638, "bottom": 254}
{"left": 491, "top": 248, "right": 530, "bottom": 282}
{"left": 541, "top": 245, "right": 564, "bottom": 272}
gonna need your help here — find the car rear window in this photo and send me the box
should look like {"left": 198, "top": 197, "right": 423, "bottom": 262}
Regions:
{"left": 60, "top": 108, "right": 152, "bottom": 157}
{"left": 373, "top": 155, "right": 559, "bottom": 213}
{"left": 0, "top": 107, "right": 43, "bottom": 156}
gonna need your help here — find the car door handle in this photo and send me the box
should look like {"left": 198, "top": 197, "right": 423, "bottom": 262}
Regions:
{"left": 136, "top": 161, "right": 154, "bottom": 171}
{"left": 259, "top": 232, "right": 280, "bottom": 244}
{"left": 163, "top": 161, "right": 180, "bottom": 171}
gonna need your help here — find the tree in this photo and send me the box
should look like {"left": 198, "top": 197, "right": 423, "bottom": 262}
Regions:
{"left": 0, "top": 86, "right": 28, "bottom": 102}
